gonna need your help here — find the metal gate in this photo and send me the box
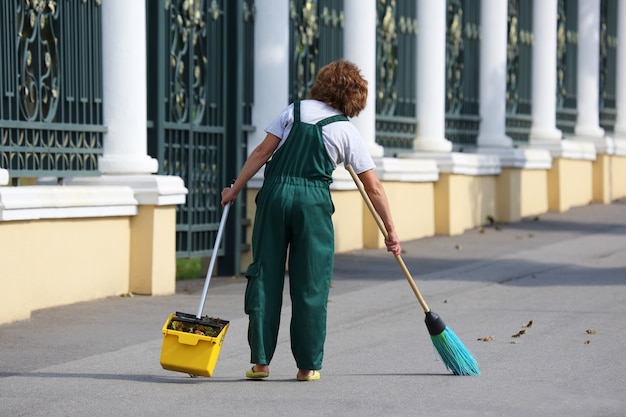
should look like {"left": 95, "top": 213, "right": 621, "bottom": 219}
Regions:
{"left": 146, "top": 0, "right": 255, "bottom": 275}
{"left": 556, "top": 0, "right": 578, "bottom": 135}
{"left": 445, "top": 0, "right": 481, "bottom": 147}
{"left": 506, "top": 0, "right": 533, "bottom": 143}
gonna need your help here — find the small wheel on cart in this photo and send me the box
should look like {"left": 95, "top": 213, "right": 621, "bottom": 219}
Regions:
{"left": 188, "top": 373, "right": 199, "bottom": 378}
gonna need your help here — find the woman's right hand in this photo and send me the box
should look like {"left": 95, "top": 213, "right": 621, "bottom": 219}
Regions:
{"left": 221, "top": 187, "right": 239, "bottom": 207}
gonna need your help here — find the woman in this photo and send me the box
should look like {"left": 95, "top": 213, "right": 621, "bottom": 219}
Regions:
{"left": 221, "top": 59, "right": 401, "bottom": 381}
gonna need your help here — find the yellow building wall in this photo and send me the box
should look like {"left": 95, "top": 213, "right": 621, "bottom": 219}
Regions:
{"left": 435, "top": 174, "right": 497, "bottom": 235}
{"left": 129, "top": 205, "right": 176, "bottom": 295}
{"left": 361, "top": 181, "right": 435, "bottom": 249}
{"left": 548, "top": 158, "right": 593, "bottom": 212}
{"left": 612, "top": 155, "right": 626, "bottom": 199}
{"left": 496, "top": 168, "right": 549, "bottom": 222}
{"left": 520, "top": 169, "right": 550, "bottom": 217}
{"left": 594, "top": 154, "right": 626, "bottom": 202}
{"left": 0, "top": 217, "right": 130, "bottom": 323}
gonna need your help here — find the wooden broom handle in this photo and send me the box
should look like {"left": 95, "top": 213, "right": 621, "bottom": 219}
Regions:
{"left": 347, "top": 165, "right": 431, "bottom": 313}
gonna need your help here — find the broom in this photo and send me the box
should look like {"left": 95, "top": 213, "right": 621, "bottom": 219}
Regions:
{"left": 347, "top": 165, "right": 480, "bottom": 376}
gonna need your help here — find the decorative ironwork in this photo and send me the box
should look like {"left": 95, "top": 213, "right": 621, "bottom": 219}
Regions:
{"left": 376, "top": 0, "right": 398, "bottom": 116}
{"left": 1, "top": 0, "right": 105, "bottom": 179}
{"left": 375, "top": 0, "right": 417, "bottom": 151}
{"left": 289, "top": 0, "right": 343, "bottom": 102}
{"left": 506, "top": 0, "right": 533, "bottom": 142}
{"left": 147, "top": 0, "right": 254, "bottom": 264}
{"left": 376, "top": 116, "right": 416, "bottom": 150}
{"left": 166, "top": 0, "right": 211, "bottom": 124}
{"left": 290, "top": 0, "right": 319, "bottom": 100}
{"left": 446, "top": 0, "right": 465, "bottom": 115}
{"left": 599, "top": 0, "right": 617, "bottom": 132}
{"left": 556, "top": 0, "right": 578, "bottom": 134}
{"left": 556, "top": 0, "right": 578, "bottom": 109}
{"left": 17, "top": 0, "right": 59, "bottom": 122}
{"left": 445, "top": 0, "right": 480, "bottom": 146}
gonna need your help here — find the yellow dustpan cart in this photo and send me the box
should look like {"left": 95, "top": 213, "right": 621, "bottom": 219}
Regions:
{"left": 159, "top": 202, "right": 231, "bottom": 377}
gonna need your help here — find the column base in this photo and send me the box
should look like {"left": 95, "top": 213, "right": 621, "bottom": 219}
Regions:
{"left": 529, "top": 126, "right": 563, "bottom": 142}
{"left": 478, "top": 147, "right": 552, "bottom": 169}
{"left": 412, "top": 137, "right": 454, "bottom": 153}
{"left": 99, "top": 154, "right": 159, "bottom": 175}
{"left": 613, "top": 138, "right": 626, "bottom": 156}
{"left": 64, "top": 174, "right": 187, "bottom": 205}
{"left": 398, "top": 152, "right": 500, "bottom": 175}
{"left": 477, "top": 133, "right": 513, "bottom": 148}
{"left": 574, "top": 125, "right": 605, "bottom": 139}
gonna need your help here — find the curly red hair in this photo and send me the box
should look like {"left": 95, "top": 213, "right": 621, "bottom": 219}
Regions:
{"left": 308, "top": 59, "right": 368, "bottom": 118}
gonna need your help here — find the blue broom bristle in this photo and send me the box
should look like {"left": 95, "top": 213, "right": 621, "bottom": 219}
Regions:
{"left": 430, "top": 327, "right": 480, "bottom": 376}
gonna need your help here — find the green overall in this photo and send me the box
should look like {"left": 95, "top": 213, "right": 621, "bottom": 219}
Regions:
{"left": 245, "top": 101, "right": 348, "bottom": 370}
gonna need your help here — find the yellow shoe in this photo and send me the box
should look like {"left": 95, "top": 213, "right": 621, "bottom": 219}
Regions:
{"left": 245, "top": 366, "right": 269, "bottom": 379}
{"left": 297, "top": 370, "right": 320, "bottom": 381}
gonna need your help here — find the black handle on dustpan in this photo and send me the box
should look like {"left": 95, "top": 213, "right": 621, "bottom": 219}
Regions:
{"left": 346, "top": 165, "right": 431, "bottom": 314}
{"left": 196, "top": 201, "right": 231, "bottom": 319}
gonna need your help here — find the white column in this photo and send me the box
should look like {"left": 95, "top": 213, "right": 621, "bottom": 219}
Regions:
{"left": 344, "top": 0, "right": 383, "bottom": 157}
{"left": 414, "top": 0, "right": 452, "bottom": 152}
{"left": 99, "top": 0, "right": 158, "bottom": 174}
{"left": 251, "top": 0, "right": 290, "bottom": 153}
{"left": 614, "top": 0, "right": 626, "bottom": 139}
{"left": 529, "top": 0, "right": 562, "bottom": 144}
{"left": 477, "top": 0, "right": 512, "bottom": 148}
{"left": 574, "top": 0, "right": 604, "bottom": 140}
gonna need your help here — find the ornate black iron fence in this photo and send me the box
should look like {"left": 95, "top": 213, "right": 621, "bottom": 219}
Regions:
{"left": 289, "top": 0, "right": 344, "bottom": 102}
{"left": 506, "top": 0, "right": 533, "bottom": 143}
{"left": 445, "top": 0, "right": 481, "bottom": 147}
{"left": 375, "top": 0, "right": 418, "bottom": 152}
{"left": 146, "top": 0, "right": 254, "bottom": 272}
{"left": 0, "top": 0, "right": 105, "bottom": 182}
{"left": 556, "top": 0, "right": 578, "bottom": 135}
{"left": 600, "top": 0, "right": 617, "bottom": 133}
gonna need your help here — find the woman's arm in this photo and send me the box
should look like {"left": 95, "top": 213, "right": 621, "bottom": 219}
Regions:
{"left": 357, "top": 168, "right": 401, "bottom": 255}
{"left": 221, "top": 133, "right": 281, "bottom": 206}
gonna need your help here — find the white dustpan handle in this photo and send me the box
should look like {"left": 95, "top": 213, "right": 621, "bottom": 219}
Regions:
{"left": 196, "top": 202, "right": 231, "bottom": 319}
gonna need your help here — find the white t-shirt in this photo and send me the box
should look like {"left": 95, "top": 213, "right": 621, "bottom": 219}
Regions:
{"left": 264, "top": 100, "right": 376, "bottom": 174}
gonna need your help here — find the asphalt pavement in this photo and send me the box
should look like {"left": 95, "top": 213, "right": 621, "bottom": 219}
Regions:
{"left": 1, "top": 199, "right": 625, "bottom": 417}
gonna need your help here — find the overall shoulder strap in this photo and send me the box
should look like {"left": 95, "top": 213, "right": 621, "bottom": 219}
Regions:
{"left": 293, "top": 101, "right": 301, "bottom": 122}
{"left": 316, "top": 114, "right": 349, "bottom": 127}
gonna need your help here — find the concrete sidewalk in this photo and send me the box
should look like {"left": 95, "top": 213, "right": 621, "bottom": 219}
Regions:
{"left": 1, "top": 200, "right": 625, "bottom": 417}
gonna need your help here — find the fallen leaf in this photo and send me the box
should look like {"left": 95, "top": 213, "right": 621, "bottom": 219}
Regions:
{"left": 584, "top": 340, "right": 591, "bottom": 344}
{"left": 522, "top": 320, "right": 533, "bottom": 328}
{"left": 586, "top": 328, "right": 597, "bottom": 335}
{"left": 477, "top": 336, "right": 494, "bottom": 342}
{"left": 511, "top": 329, "right": 526, "bottom": 338}
{"left": 455, "top": 244, "right": 463, "bottom": 250}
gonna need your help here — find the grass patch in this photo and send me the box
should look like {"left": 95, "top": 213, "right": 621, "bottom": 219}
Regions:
{"left": 176, "top": 258, "right": 202, "bottom": 281}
